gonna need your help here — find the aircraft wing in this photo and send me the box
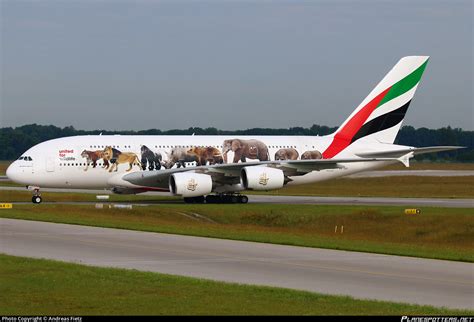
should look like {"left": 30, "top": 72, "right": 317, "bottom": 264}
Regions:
{"left": 121, "top": 157, "right": 408, "bottom": 189}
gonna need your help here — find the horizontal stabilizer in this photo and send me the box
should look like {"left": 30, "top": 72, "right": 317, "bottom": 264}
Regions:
{"left": 355, "top": 146, "right": 465, "bottom": 159}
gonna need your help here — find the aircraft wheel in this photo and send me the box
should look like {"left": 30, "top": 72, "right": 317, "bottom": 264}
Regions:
{"left": 194, "top": 196, "right": 205, "bottom": 204}
{"left": 32, "top": 196, "right": 42, "bottom": 204}
{"left": 184, "top": 196, "right": 205, "bottom": 204}
{"left": 239, "top": 195, "right": 249, "bottom": 204}
{"left": 221, "top": 195, "right": 231, "bottom": 204}
{"left": 205, "top": 195, "right": 217, "bottom": 204}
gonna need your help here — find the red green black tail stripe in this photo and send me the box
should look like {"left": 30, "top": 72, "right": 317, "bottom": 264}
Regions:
{"left": 322, "top": 87, "right": 391, "bottom": 159}
{"left": 350, "top": 100, "right": 411, "bottom": 144}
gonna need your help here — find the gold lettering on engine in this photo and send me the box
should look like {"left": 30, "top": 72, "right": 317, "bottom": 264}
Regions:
{"left": 259, "top": 173, "right": 269, "bottom": 186}
{"left": 187, "top": 179, "right": 198, "bottom": 191}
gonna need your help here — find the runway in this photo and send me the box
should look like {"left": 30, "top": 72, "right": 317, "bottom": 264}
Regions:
{"left": 1, "top": 218, "right": 472, "bottom": 309}
{"left": 1, "top": 186, "right": 473, "bottom": 208}
{"left": 249, "top": 195, "right": 474, "bottom": 208}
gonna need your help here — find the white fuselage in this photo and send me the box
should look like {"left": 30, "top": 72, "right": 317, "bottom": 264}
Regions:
{"left": 6, "top": 134, "right": 404, "bottom": 192}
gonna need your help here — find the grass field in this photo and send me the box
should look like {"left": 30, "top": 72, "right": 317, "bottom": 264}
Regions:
{"left": 1, "top": 254, "right": 470, "bottom": 315}
{"left": 259, "top": 176, "right": 474, "bottom": 198}
{"left": 1, "top": 202, "right": 472, "bottom": 262}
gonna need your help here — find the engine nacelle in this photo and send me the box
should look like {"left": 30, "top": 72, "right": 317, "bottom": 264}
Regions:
{"left": 240, "top": 166, "right": 284, "bottom": 191}
{"left": 169, "top": 173, "right": 213, "bottom": 197}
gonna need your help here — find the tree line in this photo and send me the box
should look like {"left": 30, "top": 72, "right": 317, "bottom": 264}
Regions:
{"left": 0, "top": 124, "right": 472, "bottom": 161}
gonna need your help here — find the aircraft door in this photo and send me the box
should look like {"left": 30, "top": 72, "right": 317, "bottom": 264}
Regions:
{"left": 46, "top": 156, "right": 55, "bottom": 172}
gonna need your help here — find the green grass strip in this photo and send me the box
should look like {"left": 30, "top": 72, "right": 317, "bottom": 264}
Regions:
{"left": 1, "top": 254, "right": 471, "bottom": 315}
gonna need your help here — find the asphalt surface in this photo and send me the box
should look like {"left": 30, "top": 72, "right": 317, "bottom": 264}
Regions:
{"left": 1, "top": 186, "right": 473, "bottom": 208}
{"left": 1, "top": 218, "right": 472, "bottom": 309}
{"left": 250, "top": 195, "right": 474, "bottom": 208}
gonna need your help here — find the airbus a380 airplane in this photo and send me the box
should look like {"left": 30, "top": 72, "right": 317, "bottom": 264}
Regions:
{"left": 7, "top": 56, "right": 462, "bottom": 204}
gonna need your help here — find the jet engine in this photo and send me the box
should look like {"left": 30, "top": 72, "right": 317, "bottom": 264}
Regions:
{"left": 169, "top": 173, "right": 213, "bottom": 197}
{"left": 240, "top": 166, "right": 284, "bottom": 191}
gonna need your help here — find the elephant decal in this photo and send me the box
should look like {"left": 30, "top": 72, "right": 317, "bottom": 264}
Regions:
{"left": 301, "top": 150, "right": 323, "bottom": 160}
{"left": 274, "top": 148, "right": 299, "bottom": 161}
{"left": 222, "top": 139, "right": 270, "bottom": 163}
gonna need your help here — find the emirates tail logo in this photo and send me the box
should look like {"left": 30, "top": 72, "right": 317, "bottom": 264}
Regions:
{"left": 259, "top": 173, "right": 269, "bottom": 186}
{"left": 187, "top": 179, "right": 198, "bottom": 191}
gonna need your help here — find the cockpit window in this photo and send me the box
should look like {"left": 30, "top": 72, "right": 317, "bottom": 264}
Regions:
{"left": 27, "top": 156, "right": 33, "bottom": 161}
{"left": 18, "top": 156, "right": 32, "bottom": 161}
{"left": 18, "top": 156, "right": 24, "bottom": 160}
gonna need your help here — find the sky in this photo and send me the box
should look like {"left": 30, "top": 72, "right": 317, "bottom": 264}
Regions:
{"left": 1, "top": 0, "right": 472, "bottom": 131}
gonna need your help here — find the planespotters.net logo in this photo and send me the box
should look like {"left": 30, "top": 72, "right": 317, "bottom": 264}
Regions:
{"left": 402, "top": 317, "right": 473, "bottom": 322}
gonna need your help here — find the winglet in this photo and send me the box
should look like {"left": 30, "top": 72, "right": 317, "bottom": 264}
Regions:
{"left": 398, "top": 152, "right": 414, "bottom": 168}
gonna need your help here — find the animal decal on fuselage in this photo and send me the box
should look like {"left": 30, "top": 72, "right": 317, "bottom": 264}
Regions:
{"left": 187, "top": 146, "right": 224, "bottom": 166}
{"left": 79, "top": 140, "right": 324, "bottom": 173}
{"left": 81, "top": 150, "right": 104, "bottom": 171}
{"left": 103, "top": 146, "right": 142, "bottom": 172}
{"left": 222, "top": 139, "right": 270, "bottom": 163}
{"left": 162, "top": 147, "right": 199, "bottom": 169}
{"left": 301, "top": 150, "right": 323, "bottom": 160}
{"left": 140, "top": 145, "right": 162, "bottom": 171}
{"left": 274, "top": 148, "right": 299, "bottom": 161}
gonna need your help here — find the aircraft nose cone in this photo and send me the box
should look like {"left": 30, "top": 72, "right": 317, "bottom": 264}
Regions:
{"left": 6, "top": 162, "right": 19, "bottom": 182}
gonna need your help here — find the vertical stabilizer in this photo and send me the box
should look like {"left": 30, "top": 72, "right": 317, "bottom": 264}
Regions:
{"left": 323, "top": 56, "right": 429, "bottom": 159}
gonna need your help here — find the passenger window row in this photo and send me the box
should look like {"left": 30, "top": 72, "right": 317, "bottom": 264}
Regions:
{"left": 87, "top": 144, "right": 225, "bottom": 150}
{"left": 153, "top": 145, "right": 221, "bottom": 149}
{"left": 59, "top": 163, "right": 140, "bottom": 167}
{"left": 85, "top": 144, "right": 309, "bottom": 150}
{"left": 89, "top": 145, "right": 131, "bottom": 149}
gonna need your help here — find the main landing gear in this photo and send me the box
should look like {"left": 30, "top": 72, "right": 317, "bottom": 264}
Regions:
{"left": 30, "top": 187, "right": 42, "bottom": 204}
{"left": 183, "top": 194, "right": 249, "bottom": 204}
